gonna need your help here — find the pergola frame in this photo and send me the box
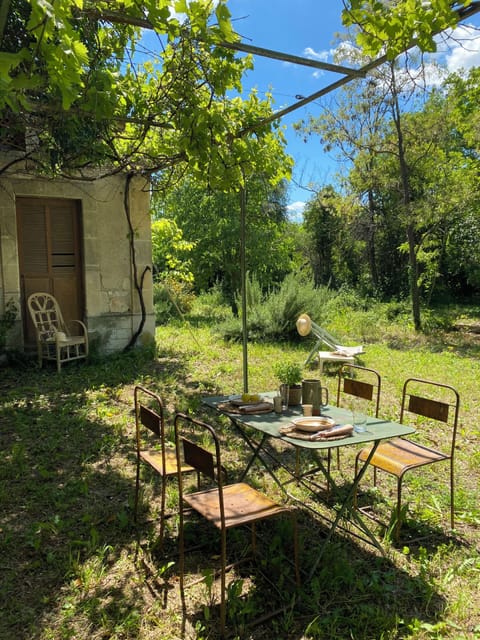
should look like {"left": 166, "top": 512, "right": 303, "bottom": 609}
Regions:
{"left": 227, "top": 2, "right": 480, "bottom": 391}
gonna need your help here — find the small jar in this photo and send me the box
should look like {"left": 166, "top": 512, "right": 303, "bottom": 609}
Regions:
{"left": 273, "top": 395, "right": 282, "bottom": 413}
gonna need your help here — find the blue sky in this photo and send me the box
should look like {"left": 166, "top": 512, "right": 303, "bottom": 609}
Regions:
{"left": 140, "top": 2, "right": 480, "bottom": 218}
{"left": 225, "top": 1, "right": 480, "bottom": 218}
{"left": 226, "top": 1, "right": 347, "bottom": 216}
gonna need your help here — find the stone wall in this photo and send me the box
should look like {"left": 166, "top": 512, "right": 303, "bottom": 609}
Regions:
{"left": 0, "top": 163, "right": 155, "bottom": 355}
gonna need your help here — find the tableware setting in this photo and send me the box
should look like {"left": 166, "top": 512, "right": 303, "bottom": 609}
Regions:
{"left": 279, "top": 417, "right": 354, "bottom": 441}
{"left": 218, "top": 394, "right": 274, "bottom": 414}
{"left": 353, "top": 413, "right": 367, "bottom": 432}
{"left": 302, "top": 403, "right": 313, "bottom": 416}
{"left": 291, "top": 416, "right": 336, "bottom": 432}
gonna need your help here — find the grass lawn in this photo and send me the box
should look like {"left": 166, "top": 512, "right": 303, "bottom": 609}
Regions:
{"left": 1, "top": 311, "right": 479, "bottom": 640}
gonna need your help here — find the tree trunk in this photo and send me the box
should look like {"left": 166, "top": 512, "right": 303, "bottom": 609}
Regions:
{"left": 390, "top": 64, "right": 422, "bottom": 330}
{"left": 366, "top": 188, "right": 379, "bottom": 291}
{"left": 0, "top": 0, "right": 11, "bottom": 45}
{"left": 406, "top": 222, "right": 421, "bottom": 330}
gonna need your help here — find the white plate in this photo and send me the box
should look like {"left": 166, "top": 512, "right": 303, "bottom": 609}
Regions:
{"left": 290, "top": 416, "right": 335, "bottom": 433}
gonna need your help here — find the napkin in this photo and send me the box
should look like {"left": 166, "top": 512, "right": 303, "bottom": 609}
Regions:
{"left": 279, "top": 423, "right": 354, "bottom": 441}
{"left": 239, "top": 402, "right": 273, "bottom": 414}
{"left": 311, "top": 423, "right": 354, "bottom": 440}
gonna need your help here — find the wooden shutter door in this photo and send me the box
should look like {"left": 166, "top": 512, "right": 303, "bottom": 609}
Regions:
{"left": 16, "top": 197, "right": 84, "bottom": 345}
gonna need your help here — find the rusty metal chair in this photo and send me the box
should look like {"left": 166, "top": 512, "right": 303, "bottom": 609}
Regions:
{"left": 354, "top": 378, "right": 460, "bottom": 540}
{"left": 336, "top": 363, "right": 382, "bottom": 418}
{"left": 174, "top": 412, "right": 300, "bottom": 636}
{"left": 134, "top": 386, "right": 196, "bottom": 547}
{"left": 332, "top": 364, "right": 382, "bottom": 471}
{"left": 27, "top": 292, "right": 88, "bottom": 372}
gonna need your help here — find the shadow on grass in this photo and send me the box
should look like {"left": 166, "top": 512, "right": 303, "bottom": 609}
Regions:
{"left": 0, "top": 350, "right": 192, "bottom": 639}
{"left": 164, "top": 504, "right": 448, "bottom": 640}
{"left": 157, "top": 406, "right": 451, "bottom": 639}
{"left": 0, "top": 353, "right": 458, "bottom": 640}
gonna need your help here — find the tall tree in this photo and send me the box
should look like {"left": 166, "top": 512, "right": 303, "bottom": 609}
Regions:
{"left": 302, "top": 186, "right": 342, "bottom": 288}
{"left": 297, "top": 55, "right": 427, "bottom": 314}
{"left": 155, "top": 177, "right": 296, "bottom": 308}
{"left": 295, "top": 60, "right": 394, "bottom": 295}
{"left": 406, "top": 72, "right": 480, "bottom": 298}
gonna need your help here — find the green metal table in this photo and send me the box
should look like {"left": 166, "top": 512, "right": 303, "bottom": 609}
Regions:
{"left": 203, "top": 394, "right": 415, "bottom": 573}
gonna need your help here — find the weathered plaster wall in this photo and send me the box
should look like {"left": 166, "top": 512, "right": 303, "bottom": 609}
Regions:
{"left": 0, "top": 164, "right": 154, "bottom": 355}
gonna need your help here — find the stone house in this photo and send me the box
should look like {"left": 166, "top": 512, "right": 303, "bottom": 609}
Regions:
{"left": 0, "top": 157, "right": 155, "bottom": 358}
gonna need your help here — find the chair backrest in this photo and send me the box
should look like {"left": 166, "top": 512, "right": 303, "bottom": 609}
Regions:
{"left": 27, "top": 292, "right": 67, "bottom": 342}
{"left": 400, "top": 378, "right": 460, "bottom": 456}
{"left": 134, "top": 385, "right": 166, "bottom": 456}
{"left": 174, "top": 413, "right": 226, "bottom": 511}
{"left": 336, "top": 363, "right": 381, "bottom": 417}
{"left": 310, "top": 323, "right": 340, "bottom": 351}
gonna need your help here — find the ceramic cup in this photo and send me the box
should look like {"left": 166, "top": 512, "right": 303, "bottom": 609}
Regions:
{"left": 302, "top": 404, "right": 313, "bottom": 416}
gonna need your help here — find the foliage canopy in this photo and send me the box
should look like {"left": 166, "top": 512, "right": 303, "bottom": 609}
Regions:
{"left": 0, "top": 0, "right": 292, "bottom": 192}
{"left": 342, "top": 0, "right": 475, "bottom": 59}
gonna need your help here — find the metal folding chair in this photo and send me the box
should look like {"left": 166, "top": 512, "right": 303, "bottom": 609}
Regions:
{"left": 174, "top": 412, "right": 300, "bottom": 636}
{"left": 333, "top": 363, "right": 382, "bottom": 471}
{"left": 296, "top": 313, "right": 364, "bottom": 368}
{"left": 336, "top": 363, "right": 381, "bottom": 417}
{"left": 134, "top": 386, "right": 195, "bottom": 547}
{"left": 354, "top": 378, "right": 460, "bottom": 540}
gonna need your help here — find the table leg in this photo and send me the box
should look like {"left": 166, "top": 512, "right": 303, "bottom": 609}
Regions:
{"left": 229, "top": 413, "right": 386, "bottom": 568}
{"left": 233, "top": 423, "right": 290, "bottom": 492}
{"left": 308, "top": 441, "right": 383, "bottom": 579}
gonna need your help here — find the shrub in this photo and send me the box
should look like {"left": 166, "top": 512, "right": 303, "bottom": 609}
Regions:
{"left": 154, "top": 274, "right": 196, "bottom": 325}
{"left": 188, "top": 284, "right": 233, "bottom": 323}
{"left": 217, "top": 271, "right": 337, "bottom": 342}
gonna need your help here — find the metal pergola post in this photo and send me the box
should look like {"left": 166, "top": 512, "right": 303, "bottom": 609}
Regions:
{"left": 240, "top": 185, "right": 248, "bottom": 393}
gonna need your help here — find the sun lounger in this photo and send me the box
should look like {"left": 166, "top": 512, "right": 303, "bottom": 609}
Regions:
{"left": 296, "top": 314, "right": 364, "bottom": 370}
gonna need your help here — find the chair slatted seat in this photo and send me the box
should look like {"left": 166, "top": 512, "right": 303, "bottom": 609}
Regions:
{"left": 354, "top": 377, "right": 460, "bottom": 539}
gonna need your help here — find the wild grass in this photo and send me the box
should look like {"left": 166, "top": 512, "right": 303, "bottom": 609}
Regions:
{"left": 1, "top": 303, "right": 479, "bottom": 639}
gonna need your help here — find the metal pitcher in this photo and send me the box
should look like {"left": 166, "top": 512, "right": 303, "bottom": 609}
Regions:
{"left": 302, "top": 379, "right": 329, "bottom": 415}
{"left": 302, "top": 379, "right": 320, "bottom": 405}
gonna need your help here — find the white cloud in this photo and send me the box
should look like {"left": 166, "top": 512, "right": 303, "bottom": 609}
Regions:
{"left": 287, "top": 201, "right": 306, "bottom": 222}
{"left": 303, "top": 46, "right": 331, "bottom": 62}
{"left": 303, "top": 44, "right": 363, "bottom": 79}
{"left": 442, "top": 24, "right": 480, "bottom": 72}
{"left": 411, "top": 24, "right": 480, "bottom": 86}
{"left": 305, "top": 23, "right": 480, "bottom": 87}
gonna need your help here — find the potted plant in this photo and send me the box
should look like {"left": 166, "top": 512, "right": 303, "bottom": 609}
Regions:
{"left": 273, "top": 361, "right": 303, "bottom": 406}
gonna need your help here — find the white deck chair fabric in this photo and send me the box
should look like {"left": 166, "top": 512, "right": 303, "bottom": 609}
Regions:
{"left": 296, "top": 314, "right": 364, "bottom": 366}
